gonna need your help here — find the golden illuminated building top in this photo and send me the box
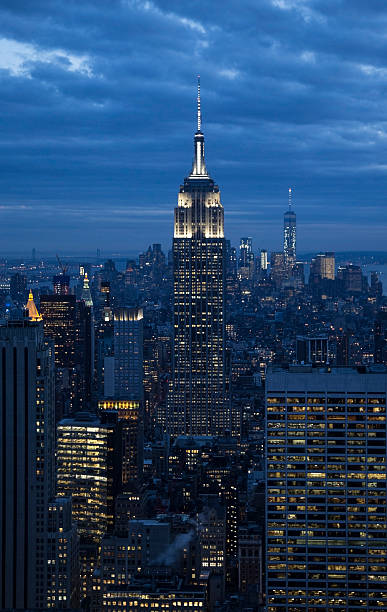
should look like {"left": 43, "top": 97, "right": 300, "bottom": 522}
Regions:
{"left": 25, "top": 289, "right": 42, "bottom": 321}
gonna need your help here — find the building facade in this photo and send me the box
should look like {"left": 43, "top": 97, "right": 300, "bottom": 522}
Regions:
{"left": 265, "top": 365, "right": 387, "bottom": 611}
{"left": 0, "top": 320, "right": 55, "bottom": 608}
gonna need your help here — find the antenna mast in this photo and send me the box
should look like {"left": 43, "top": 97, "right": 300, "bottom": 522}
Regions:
{"left": 197, "top": 75, "right": 201, "bottom": 132}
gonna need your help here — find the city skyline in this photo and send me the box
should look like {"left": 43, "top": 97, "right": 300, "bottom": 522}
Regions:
{"left": 1, "top": 1, "right": 387, "bottom": 252}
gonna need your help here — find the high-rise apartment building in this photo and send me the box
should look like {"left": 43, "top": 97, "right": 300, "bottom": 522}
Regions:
{"left": 265, "top": 364, "right": 387, "bottom": 611}
{"left": 283, "top": 188, "right": 296, "bottom": 267}
{"left": 168, "top": 78, "right": 228, "bottom": 437}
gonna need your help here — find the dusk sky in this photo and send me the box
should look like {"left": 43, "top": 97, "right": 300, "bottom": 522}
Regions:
{"left": 1, "top": 0, "right": 387, "bottom": 255}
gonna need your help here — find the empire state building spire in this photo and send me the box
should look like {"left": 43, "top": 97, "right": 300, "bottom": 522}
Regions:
{"left": 190, "top": 75, "right": 208, "bottom": 177}
{"left": 169, "top": 78, "right": 228, "bottom": 437}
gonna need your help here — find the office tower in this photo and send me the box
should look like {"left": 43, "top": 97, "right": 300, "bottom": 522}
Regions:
{"left": 296, "top": 335, "right": 329, "bottom": 365}
{"left": 98, "top": 399, "right": 143, "bottom": 486}
{"left": 198, "top": 496, "right": 226, "bottom": 599}
{"left": 47, "top": 498, "right": 79, "bottom": 608}
{"left": 77, "top": 298, "right": 94, "bottom": 409}
{"left": 103, "top": 307, "right": 144, "bottom": 400}
{"left": 292, "top": 261, "right": 305, "bottom": 289}
{"left": 265, "top": 364, "right": 387, "bottom": 611}
{"left": 283, "top": 187, "right": 296, "bottom": 267}
{"left": 95, "top": 281, "right": 113, "bottom": 398}
{"left": 81, "top": 272, "right": 93, "bottom": 307}
{"left": 370, "top": 271, "right": 383, "bottom": 298}
{"left": 239, "top": 237, "right": 253, "bottom": 268}
{"left": 270, "top": 251, "right": 286, "bottom": 288}
{"left": 10, "top": 272, "right": 27, "bottom": 305}
{"left": 25, "top": 289, "right": 42, "bottom": 321}
{"left": 40, "top": 294, "right": 77, "bottom": 369}
{"left": 53, "top": 274, "right": 70, "bottom": 295}
{"left": 56, "top": 411, "right": 122, "bottom": 542}
{"left": 260, "top": 249, "right": 268, "bottom": 272}
{"left": 309, "top": 252, "right": 335, "bottom": 283}
{"left": 56, "top": 411, "right": 122, "bottom": 598}
{"left": 337, "top": 263, "right": 363, "bottom": 294}
{"left": 40, "top": 294, "right": 93, "bottom": 415}
{"left": 0, "top": 320, "right": 55, "bottom": 608}
{"left": 168, "top": 77, "right": 227, "bottom": 437}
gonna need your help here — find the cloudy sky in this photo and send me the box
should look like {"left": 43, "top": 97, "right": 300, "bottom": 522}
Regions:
{"left": 0, "top": 0, "right": 387, "bottom": 255}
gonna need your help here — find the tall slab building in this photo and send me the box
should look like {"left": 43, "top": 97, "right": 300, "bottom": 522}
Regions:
{"left": 265, "top": 364, "right": 387, "bottom": 611}
{"left": 168, "top": 79, "right": 228, "bottom": 437}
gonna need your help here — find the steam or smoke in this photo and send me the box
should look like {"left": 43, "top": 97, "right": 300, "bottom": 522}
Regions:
{"left": 154, "top": 530, "right": 194, "bottom": 566}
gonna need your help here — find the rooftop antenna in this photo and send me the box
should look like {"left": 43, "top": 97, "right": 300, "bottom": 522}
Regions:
{"left": 56, "top": 253, "right": 68, "bottom": 275}
{"left": 288, "top": 187, "right": 292, "bottom": 209}
{"left": 197, "top": 74, "right": 201, "bottom": 133}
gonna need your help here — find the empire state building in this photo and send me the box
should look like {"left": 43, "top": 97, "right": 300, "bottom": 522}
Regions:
{"left": 168, "top": 78, "right": 228, "bottom": 437}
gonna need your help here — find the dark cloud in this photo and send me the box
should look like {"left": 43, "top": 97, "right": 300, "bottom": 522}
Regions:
{"left": 0, "top": 0, "right": 386, "bottom": 254}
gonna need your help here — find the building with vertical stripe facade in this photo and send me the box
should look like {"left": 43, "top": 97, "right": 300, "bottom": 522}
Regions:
{"left": 0, "top": 319, "right": 55, "bottom": 608}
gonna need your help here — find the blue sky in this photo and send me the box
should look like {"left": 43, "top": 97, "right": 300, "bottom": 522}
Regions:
{"left": 0, "top": 0, "right": 386, "bottom": 255}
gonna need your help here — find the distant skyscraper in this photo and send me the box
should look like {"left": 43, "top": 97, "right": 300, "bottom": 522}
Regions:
{"left": 168, "top": 78, "right": 228, "bottom": 436}
{"left": 265, "top": 365, "right": 387, "bottom": 611}
{"left": 309, "top": 252, "right": 335, "bottom": 283}
{"left": 0, "top": 320, "right": 55, "bottom": 608}
{"left": 10, "top": 272, "right": 27, "bottom": 305}
{"left": 239, "top": 237, "right": 253, "bottom": 268}
{"left": 81, "top": 272, "right": 93, "bottom": 307}
{"left": 104, "top": 307, "right": 144, "bottom": 400}
{"left": 283, "top": 187, "right": 296, "bottom": 267}
{"left": 260, "top": 249, "right": 268, "bottom": 272}
{"left": 270, "top": 251, "right": 286, "bottom": 288}
{"left": 53, "top": 274, "right": 70, "bottom": 295}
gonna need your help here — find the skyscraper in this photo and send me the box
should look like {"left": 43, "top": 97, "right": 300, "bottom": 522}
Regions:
{"left": 0, "top": 320, "right": 55, "bottom": 608}
{"left": 309, "top": 252, "right": 335, "bottom": 282}
{"left": 168, "top": 78, "right": 228, "bottom": 437}
{"left": 239, "top": 237, "right": 253, "bottom": 268}
{"left": 113, "top": 307, "right": 143, "bottom": 400}
{"left": 283, "top": 187, "right": 296, "bottom": 267}
{"left": 265, "top": 364, "right": 387, "bottom": 611}
{"left": 56, "top": 411, "right": 122, "bottom": 598}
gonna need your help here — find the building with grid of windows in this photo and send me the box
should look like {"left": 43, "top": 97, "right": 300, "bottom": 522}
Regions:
{"left": 265, "top": 364, "right": 387, "bottom": 611}
{"left": 168, "top": 78, "right": 228, "bottom": 437}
